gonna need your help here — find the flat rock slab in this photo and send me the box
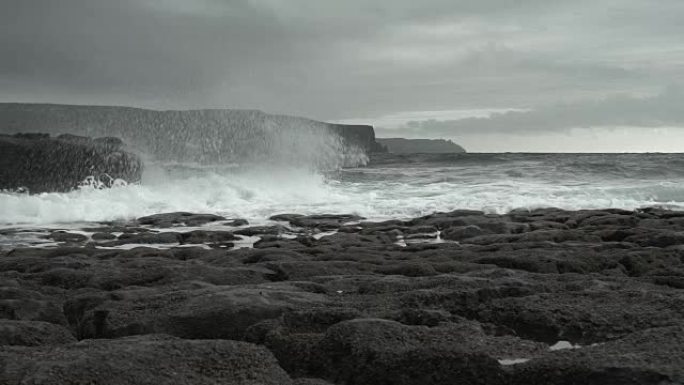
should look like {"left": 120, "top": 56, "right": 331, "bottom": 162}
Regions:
{"left": 0, "top": 320, "right": 76, "bottom": 346}
{"left": 511, "top": 324, "right": 684, "bottom": 385}
{"left": 72, "top": 283, "right": 328, "bottom": 340}
{"left": 3, "top": 208, "right": 684, "bottom": 384}
{"left": 136, "top": 212, "right": 225, "bottom": 227}
{"left": 317, "top": 319, "right": 519, "bottom": 385}
{"left": 271, "top": 214, "right": 365, "bottom": 230}
{"left": 476, "top": 290, "right": 684, "bottom": 344}
{"left": 0, "top": 335, "right": 293, "bottom": 385}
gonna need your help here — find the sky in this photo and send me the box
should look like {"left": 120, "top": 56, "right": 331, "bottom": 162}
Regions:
{"left": 2, "top": 0, "right": 684, "bottom": 151}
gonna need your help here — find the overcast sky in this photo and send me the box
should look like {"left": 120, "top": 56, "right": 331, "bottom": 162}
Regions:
{"left": 2, "top": 0, "right": 684, "bottom": 151}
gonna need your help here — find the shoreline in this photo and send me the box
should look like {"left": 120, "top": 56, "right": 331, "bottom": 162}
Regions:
{"left": 2, "top": 207, "right": 684, "bottom": 384}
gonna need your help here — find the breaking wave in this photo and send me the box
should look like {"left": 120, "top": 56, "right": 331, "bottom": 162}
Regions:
{"left": 2, "top": 152, "right": 684, "bottom": 227}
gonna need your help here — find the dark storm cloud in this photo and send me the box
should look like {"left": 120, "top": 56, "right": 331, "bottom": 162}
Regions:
{"left": 1, "top": 0, "right": 684, "bottom": 122}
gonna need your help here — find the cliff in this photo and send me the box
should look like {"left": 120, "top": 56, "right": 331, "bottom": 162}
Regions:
{"left": 0, "top": 104, "right": 384, "bottom": 164}
{"left": 328, "top": 123, "right": 386, "bottom": 153}
{"left": 377, "top": 137, "right": 466, "bottom": 153}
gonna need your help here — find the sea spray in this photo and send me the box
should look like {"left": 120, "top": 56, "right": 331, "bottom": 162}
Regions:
{"left": 0, "top": 106, "right": 370, "bottom": 170}
{"left": 2, "top": 153, "right": 684, "bottom": 227}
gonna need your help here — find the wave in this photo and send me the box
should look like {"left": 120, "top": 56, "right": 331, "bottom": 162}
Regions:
{"left": 0, "top": 167, "right": 342, "bottom": 226}
{"left": 2, "top": 167, "right": 684, "bottom": 227}
{"left": 2, "top": 153, "right": 684, "bottom": 227}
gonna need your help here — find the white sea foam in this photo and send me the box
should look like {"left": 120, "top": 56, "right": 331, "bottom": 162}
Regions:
{"left": 1, "top": 160, "right": 684, "bottom": 228}
{"left": 498, "top": 358, "right": 531, "bottom": 366}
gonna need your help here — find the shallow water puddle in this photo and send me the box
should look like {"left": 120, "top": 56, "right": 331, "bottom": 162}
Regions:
{"left": 498, "top": 358, "right": 531, "bottom": 366}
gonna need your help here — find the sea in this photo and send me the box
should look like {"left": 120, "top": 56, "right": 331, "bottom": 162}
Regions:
{"left": 2, "top": 151, "right": 684, "bottom": 230}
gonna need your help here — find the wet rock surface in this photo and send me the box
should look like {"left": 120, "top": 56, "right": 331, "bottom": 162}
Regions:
{"left": 0, "top": 133, "right": 142, "bottom": 193}
{"left": 0, "top": 335, "right": 293, "bottom": 385}
{"left": 2, "top": 207, "right": 684, "bottom": 384}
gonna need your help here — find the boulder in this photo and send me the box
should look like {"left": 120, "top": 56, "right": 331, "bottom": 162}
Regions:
{"left": 0, "top": 133, "right": 141, "bottom": 193}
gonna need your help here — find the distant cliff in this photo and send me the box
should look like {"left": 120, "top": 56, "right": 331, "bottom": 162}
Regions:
{"left": 0, "top": 104, "right": 384, "bottom": 164}
{"left": 377, "top": 138, "right": 466, "bottom": 153}
{"left": 328, "top": 123, "right": 386, "bottom": 153}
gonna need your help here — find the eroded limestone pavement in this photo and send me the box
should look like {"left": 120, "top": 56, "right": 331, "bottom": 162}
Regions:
{"left": 2, "top": 208, "right": 684, "bottom": 384}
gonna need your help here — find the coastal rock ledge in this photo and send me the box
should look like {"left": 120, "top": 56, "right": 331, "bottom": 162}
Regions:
{"left": 0, "top": 133, "right": 142, "bottom": 193}
{"left": 1, "top": 207, "right": 684, "bottom": 384}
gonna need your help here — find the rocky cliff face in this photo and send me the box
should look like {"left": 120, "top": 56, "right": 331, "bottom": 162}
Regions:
{"left": 0, "top": 133, "right": 142, "bottom": 193}
{"left": 0, "top": 104, "right": 384, "bottom": 164}
{"left": 377, "top": 138, "right": 466, "bottom": 153}
{"left": 328, "top": 123, "right": 386, "bottom": 153}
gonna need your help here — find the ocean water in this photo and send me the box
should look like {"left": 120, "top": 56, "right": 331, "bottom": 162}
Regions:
{"left": 2, "top": 151, "right": 684, "bottom": 228}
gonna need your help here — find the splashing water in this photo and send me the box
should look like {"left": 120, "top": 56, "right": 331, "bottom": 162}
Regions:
{"left": 2, "top": 153, "right": 684, "bottom": 227}
{"left": 78, "top": 174, "right": 129, "bottom": 190}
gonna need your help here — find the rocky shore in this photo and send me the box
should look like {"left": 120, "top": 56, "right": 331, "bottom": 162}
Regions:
{"left": 2, "top": 207, "right": 684, "bottom": 384}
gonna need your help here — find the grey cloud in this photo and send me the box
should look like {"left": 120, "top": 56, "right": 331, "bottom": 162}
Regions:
{"left": 0, "top": 0, "right": 683, "bottom": 123}
{"left": 378, "top": 86, "right": 684, "bottom": 137}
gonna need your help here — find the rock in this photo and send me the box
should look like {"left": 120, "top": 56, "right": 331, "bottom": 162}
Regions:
{"left": 223, "top": 218, "right": 249, "bottom": 226}
{"left": 234, "top": 225, "right": 290, "bottom": 236}
{"left": 263, "top": 261, "right": 376, "bottom": 281}
{"left": 527, "top": 221, "right": 571, "bottom": 231}
{"left": 0, "top": 320, "right": 76, "bottom": 346}
{"left": 91, "top": 232, "right": 116, "bottom": 240}
{"left": 377, "top": 262, "right": 439, "bottom": 277}
{"left": 441, "top": 225, "right": 487, "bottom": 241}
{"left": 462, "top": 230, "right": 602, "bottom": 245}
{"left": 241, "top": 249, "right": 313, "bottom": 264}
{"left": 271, "top": 214, "right": 365, "bottom": 230}
{"left": 83, "top": 225, "right": 154, "bottom": 234}
{"left": 328, "top": 123, "right": 386, "bottom": 153}
{"left": 102, "top": 232, "right": 183, "bottom": 246}
{"left": 578, "top": 213, "right": 640, "bottom": 228}
{"left": 293, "top": 379, "right": 335, "bottom": 385}
{"left": 136, "top": 212, "right": 226, "bottom": 227}
{"left": 316, "top": 319, "right": 544, "bottom": 385}
{"left": 624, "top": 230, "right": 684, "bottom": 247}
{"left": 4, "top": 207, "right": 684, "bottom": 384}
{"left": 0, "top": 246, "right": 269, "bottom": 292}
{"left": 0, "top": 133, "right": 142, "bottom": 193}
{"left": 0, "top": 334, "right": 293, "bottom": 385}
{"left": 416, "top": 213, "right": 526, "bottom": 234}
{"left": 270, "top": 214, "right": 306, "bottom": 222}
{"left": 0, "top": 286, "right": 67, "bottom": 326}
{"left": 476, "top": 290, "right": 684, "bottom": 344}
{"left": 511, "top": 325, "right": 684, "bottom": 385}
{"left": 72, "top": 283, "right": 327, "bottom": 340}
{"left": 48, "top": 231, "right": 88, "bottom": 243}
{"left": 389, "top": 308, "right": 453, "bottom": 327}
{"left": 180, "top": 230, "right": 237, "bottom": 245}
{"left": 403, "top": 225, "right": 437, "bottom": 235}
